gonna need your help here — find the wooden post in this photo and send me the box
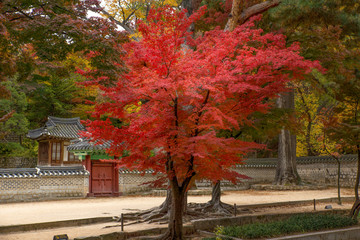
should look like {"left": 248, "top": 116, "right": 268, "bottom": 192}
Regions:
{"left": 86, "top": 155, "right": 92, "bottom": 195}
{"left": 314, "top": 199, "right": 316, "bottom": 211}
{"left": 234, "top": 203, "right": 237, "bottom": 216}
{"left": 121, "top": 213, "right": 124, "bottom": 231}
{"left": 60, "top": 141, "right": 64, "bottom": 166}
{"left": 48, "top": 141, "right": 52, "bottom": 166}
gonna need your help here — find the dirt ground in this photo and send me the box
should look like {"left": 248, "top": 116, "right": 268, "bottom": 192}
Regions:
{"left": 0, "top": 188, "right": 355, "bottom": 240}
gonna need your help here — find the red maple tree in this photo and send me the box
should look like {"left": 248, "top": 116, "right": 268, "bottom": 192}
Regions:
{"left": 83, "top": 6, "right": 320, "bottom": 239}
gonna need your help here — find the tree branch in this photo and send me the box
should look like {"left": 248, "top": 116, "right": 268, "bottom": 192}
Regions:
{"left": 0, "top": 110, "right": 15, "bottom": 123}
{"left": 99, "top": 8, "right": 135, "bottom": 35}
{"left": 193, "top": 90, "right": 210, "bottom": 137}
{"left": 12, "top": 6, "right": 34, "bottom": 20}
{"left": 240, "top": 0, "right": 281, "bottom": 24}
{"left": 226, "top": 0, "right": 281, "bottom": 31}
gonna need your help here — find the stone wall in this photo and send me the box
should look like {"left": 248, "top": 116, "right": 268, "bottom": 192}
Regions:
{"left": 195, "top": 156, "right": 358, "bottom": 189}
{"left": 195, "top": 167, "right": 276, "bottom": 190}
{"left": 0, "top": 166, "right": 89, "bottom": 203}
{"left": 0, "top": 155, "right": 358, "bottom": 202}
{"left": 298, "top": 162, "right": 357, "bottom": 187}
{"left": 0, "top": 157, "right": 37, "bottom": 168}
{"left": 119, "top": 170, "right": 159, "bottom": 194}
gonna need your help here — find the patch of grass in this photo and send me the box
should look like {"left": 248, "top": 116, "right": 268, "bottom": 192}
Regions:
{"left": 208, "top": 213, "right": 357, "bottom": 239}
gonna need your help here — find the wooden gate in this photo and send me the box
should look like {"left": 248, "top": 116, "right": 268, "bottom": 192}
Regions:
{"left": 91, "top": 161, "right": 118, "bottom": 196}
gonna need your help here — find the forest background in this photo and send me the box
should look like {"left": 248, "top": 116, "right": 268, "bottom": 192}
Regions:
{"left": 0, "top": 0, "right": 359, "bottom": 163}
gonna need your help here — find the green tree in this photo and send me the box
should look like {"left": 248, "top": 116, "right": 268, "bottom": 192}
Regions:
{"left": 27, "top": 73, "right": 82, "bottom": 127}
{"left": 0, "top": 79, "right": 29, "bottom": 139}
{"left": 264, "top": 0, "right": 360, "bottom": 215}
{"left": 1, "top": 0, "right": 127, "bottom": 129}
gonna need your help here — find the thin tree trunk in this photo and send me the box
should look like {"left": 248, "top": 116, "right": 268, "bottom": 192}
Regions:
{"left": 350, "top": 145, "right": 360, "bottom": 218}
{"left": 274, "top": 89, "right": 300, "bottom": 185}
{"left": 305, "top": 120, "right": 315, "bottom": 156}
{"left": 337, "top": 159, "right": 342, "bottom": 205}
{"left": 297, "top": 87, "right": 318, "bottom": 156}
{"left": 324, "top": 146, "right": 342, "bottom": 205}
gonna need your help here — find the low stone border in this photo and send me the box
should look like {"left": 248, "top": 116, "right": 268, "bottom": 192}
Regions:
{"left": 237, "top": 196, "right": 355, "bottom": 210}
{"left": 74, "top": 225, "right": 195, "bottom": 240}
{"left": 0, "top": 217, "right": 113, "bottom": 234}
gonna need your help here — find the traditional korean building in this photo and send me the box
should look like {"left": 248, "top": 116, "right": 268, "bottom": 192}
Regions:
{"left": 27, "top": 116, "right": 85, "bottom": 166}
{"left": 67, "top": 139, "right": 120, "bottom": 196}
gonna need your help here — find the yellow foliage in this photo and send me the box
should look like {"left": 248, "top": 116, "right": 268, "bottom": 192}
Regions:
{"left": 103, "top": 0, "right": 180, "bottom": 34}
{"left": 295, "top": 83, "right": 337, "bottom": 157}
{"left": 63, "top": 52, "right": 92, "bottom": 70}
{"left": 71, "top": 85, "right": 99, "bottom": 118}
{"left": 124, "top": 101, "right": 142, "bottom": 114}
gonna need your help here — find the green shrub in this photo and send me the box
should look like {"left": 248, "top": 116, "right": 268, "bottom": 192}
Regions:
{"left": 214, "top": 213, "right": 357, "bottom": 239}
{"left": 0, "top": 142, "right": 24, "bottom": 155}
{"left": 0, "top": 141, "right": 37, "bottom": 157}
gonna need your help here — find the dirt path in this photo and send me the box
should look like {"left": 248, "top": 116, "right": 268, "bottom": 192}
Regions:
{"left": 0, "top": 188, "right": 355, "bottom": 240}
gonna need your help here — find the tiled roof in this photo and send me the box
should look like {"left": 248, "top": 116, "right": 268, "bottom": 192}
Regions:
{"left": 119, "top": 169, "right": 155, "bottom": 174}
{"left": 0, "top": 166, "right": 89, "bottom": 178}
{"left": 27, "top": 116, "right": 85, "bottom": 140}
{"left": 67, "top": 139, "right": 111, "bottom": 152}
{"left": 296, "top": 154, "right": 358, "bottom": 163}
{"left": 236, "top": 154, "right": 359, "bottom": 168}
{"left": 236, "top": 158, "right": 277, "bottom": 168}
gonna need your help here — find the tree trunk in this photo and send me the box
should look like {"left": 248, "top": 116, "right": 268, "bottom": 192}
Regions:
{"left": 274, "top": 89, "right": 301, "bottom": 185}
{"left": 305, "top": 120, "right": 316, "bottom": 156}
{"left": 337, "top": 159, "right": 342, "bottom": 205}
{"left": 180, "top": 0, "right": 202, "bottom": 16}
{"left": 209, "top": 180, "right": 221, "bottom": 205}
{"left": 169, "top": 185, "right": 186, "bottom": 240}
{"left": 159, "top": 188, "right": 172, "bottom": 213}
{"left": 350, "top": 145, "right": 360, "bottom": 218}
{"left": 160, "top": 179, "right": 188, "bottom": 240}
{"left": 327, "top": 151, "right": 342, "bottom": 205}
{"left": 197, "top": 180, "right": 233, "bottom": 214}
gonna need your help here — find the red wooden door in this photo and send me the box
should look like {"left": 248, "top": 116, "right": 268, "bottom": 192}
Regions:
{"left": 91, "top": 162, "right": 113, "bottom": 195}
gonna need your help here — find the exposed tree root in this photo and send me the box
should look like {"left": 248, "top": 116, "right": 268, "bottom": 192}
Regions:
{"left": 116, "top": 183, "right": 251, "bottom": 226}
{"left": 120, "top": 205, "right": 170, "bottom": 225}
{"left": 197, "top": 201, "right": 233, "bottom": 214}
{"left": 116, "top": 201, "right": 251, "bottom": 227}
{"left": 115, "top": 183, "right": 256, "bottom": 230}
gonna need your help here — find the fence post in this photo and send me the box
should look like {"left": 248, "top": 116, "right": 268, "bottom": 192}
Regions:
{"left": 121, "top": 213, "right": 124, "bottom": 231}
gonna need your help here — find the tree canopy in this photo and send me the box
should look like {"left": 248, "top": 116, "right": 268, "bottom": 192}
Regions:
{"left": 83, "top": 6, "right": 320, "bottom": 239}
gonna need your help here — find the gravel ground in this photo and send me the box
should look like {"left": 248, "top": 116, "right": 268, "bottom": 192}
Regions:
{"left": 0, "top": 188, "right": 355, "bottom": 240}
